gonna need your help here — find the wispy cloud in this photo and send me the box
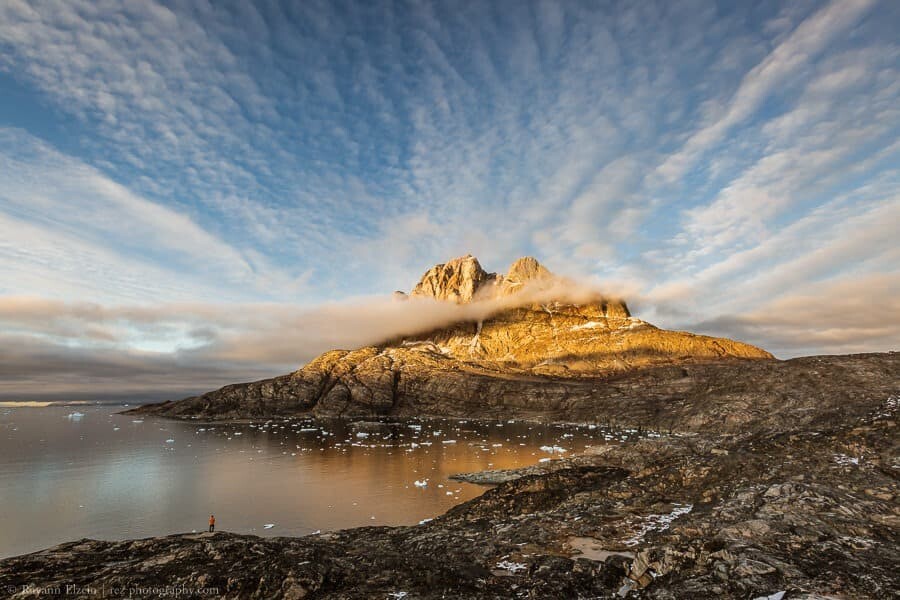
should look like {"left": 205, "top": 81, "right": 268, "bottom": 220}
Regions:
{"left": 0, "top": 0, "right": 897, "bottom": 398}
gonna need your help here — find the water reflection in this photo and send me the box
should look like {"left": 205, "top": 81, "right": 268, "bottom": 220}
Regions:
{"left": 0, "top": 405, "right": 635, "bottom": 559}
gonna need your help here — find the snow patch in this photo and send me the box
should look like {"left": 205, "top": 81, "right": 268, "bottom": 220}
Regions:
{"left": 624, "top": 503, "right": 693, "bottom": 546}
{"left": 833, "top": 453, "right": 860, "bottom": 466}
{"left": 752, "top": 593, "right": 785, "bottom": 600}
{"left": 495, "top": 560, "right": 528, "bottom": 574}
{"left": 571, "top": 321, "right": 605, "bottom": 331}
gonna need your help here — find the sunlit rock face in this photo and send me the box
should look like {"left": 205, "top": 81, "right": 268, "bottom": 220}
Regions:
{"left": 410, "top": 254, "right": 499, "bottom": 303}
{"left": 398, "top": 255, "right": 762, "bottom": 375}
{"left": 132, "top": 255, "right": 773, "bottom": 421}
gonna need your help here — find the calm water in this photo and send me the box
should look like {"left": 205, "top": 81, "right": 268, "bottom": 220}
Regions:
{"left": 0, "top": 405, "right": 627, "bottom": 559}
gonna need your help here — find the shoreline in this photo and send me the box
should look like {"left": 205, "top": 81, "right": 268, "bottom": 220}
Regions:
{"left": 3, "top": 408, "right": 897, "bottom": 598}
{"left": 2, "top": 352, "right": 898, "bottom": 598}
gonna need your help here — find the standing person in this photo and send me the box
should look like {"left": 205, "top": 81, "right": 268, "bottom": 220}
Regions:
{"left": 208, "top": 514, "right": 215, "bottom": 533}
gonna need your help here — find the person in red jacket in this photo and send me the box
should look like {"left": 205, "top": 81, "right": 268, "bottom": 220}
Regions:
{"left": 208, "top": 515, "right": 215, "bottom": 533}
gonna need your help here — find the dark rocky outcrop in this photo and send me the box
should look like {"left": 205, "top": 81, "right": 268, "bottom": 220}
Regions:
{"left": 128, "top": 353, "right": 896, "bottom": 438}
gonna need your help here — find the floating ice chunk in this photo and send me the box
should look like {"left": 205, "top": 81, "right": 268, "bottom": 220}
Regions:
{"left": 414, "top": 480, "right": 428, "bottom": 487}
{"left": 418, "top": 518, "right": 433, "bottom": 525}
{"left": 300, "top": 428, "right": 318, "bottom": 432}
{"left": 442, "top": 440, "right": 457, "bottom": 444}
{"left": 356, "top": 432, "right": 369, "bottom": 438}
{"left": 388, "top": 592, "right": 408, "bottom": 599}
{"left": 132, "top": 420, "right": 143, "bottom": 424}
{"left": 538, "top": 458, "right": 552, "bottom": 463}
{"left": 67, "top": 412, "right": 85, "bottom": 420}
{"left": 540, "top": 445, "right": 567, "bottom": 453}
{"left": 263, "top": 523, "right": 275, "bottom": 529}
{"left": 165, "top": 439, "right": 175, "bottom": 443}
{"left": 112, "top": 427, "right": 120, "bottom": 431}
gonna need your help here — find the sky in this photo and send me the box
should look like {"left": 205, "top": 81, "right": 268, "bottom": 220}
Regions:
{"left": 0, "top": 0, "right": 898, "bottom": 401}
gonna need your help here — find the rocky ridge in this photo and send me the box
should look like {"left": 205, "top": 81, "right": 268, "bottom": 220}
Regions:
{"left": 130, "top": 255, "right": 772, "bottom": 422}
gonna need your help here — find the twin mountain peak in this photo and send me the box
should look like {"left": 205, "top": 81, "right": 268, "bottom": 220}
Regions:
{"left": 398, "top": 254, "right": 630, "bottom": 318}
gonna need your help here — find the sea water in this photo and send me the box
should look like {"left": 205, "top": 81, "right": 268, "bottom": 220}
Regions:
{"left": 0, "top": 405, "right": 622, "bottom": 558}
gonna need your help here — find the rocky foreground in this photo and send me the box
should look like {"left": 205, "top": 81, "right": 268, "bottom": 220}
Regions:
{"left": 2, "top": 352, "right": 898, "bottom": 599}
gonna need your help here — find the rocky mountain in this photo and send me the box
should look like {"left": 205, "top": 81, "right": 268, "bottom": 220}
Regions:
{"left": 130, "top": 255, "right": 772, "bottom": 421}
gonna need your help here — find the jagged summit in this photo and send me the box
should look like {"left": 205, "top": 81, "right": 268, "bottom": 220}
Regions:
{"left": 410, "top": 254, "right": 494, "bottom": 303}
{"left": 408, "top": 255, "right": 630, "bottom": 316}
{"left": 504, "top": 256, "right": 551, "bottom": 286}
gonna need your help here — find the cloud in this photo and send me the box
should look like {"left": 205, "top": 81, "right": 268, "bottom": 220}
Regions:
{"left": 0, "top": 0, "right": 897, "bottom": 399}
{"left": 0, "top": 128, "right": 307, "bottom": 303}
{"left": 691, "top": 273, "right": 900, "bottom": 357}
{"left": 656, "top": 0, "right": 879, "bottom": 182}
{"left": 0, "top": 273, "right": 622, "bottom": 400}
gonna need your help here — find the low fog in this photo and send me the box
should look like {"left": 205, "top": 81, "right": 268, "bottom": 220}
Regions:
{"left": 0, "top": 278, "right": 619, "bottom": 402}
{"left": 2, "top": 269, "right": 897, "bottom": 402}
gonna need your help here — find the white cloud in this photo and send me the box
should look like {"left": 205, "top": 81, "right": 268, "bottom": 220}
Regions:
{"left": 0, "top": 128, "right": 304, "bottom": 303}
{"left": 657, "top": 0, "right": 878, "bottom": 182}
{"left": 0, "top": 0, "right": 897, "bottom": 399}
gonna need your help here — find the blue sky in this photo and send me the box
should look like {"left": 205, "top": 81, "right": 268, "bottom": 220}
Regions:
{"left": 0, "top": 0, "right": 898, "bottom": 399}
